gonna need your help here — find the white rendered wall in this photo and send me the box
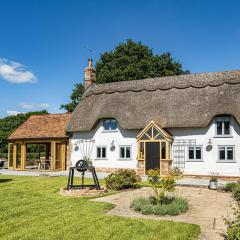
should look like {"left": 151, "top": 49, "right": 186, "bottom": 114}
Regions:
{"left": 70, "top": 121, "right": 139, "bottom": 170}
{"left": 70, "top": 117, "right": 240, "bottom": 176}
{"left": 169, "top": 117, "right": 240, "bottom": 177}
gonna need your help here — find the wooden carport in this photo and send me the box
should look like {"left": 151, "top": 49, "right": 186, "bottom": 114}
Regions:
{"left": 7, "top": 113, "right": 71, "bottom": 171}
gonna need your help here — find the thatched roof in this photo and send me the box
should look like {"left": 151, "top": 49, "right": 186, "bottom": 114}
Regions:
{"left": 8, "top": 113, "right": 71, "bottom": 140}
{"left": 67, "top": 70, "right": 240, "bottom": 132}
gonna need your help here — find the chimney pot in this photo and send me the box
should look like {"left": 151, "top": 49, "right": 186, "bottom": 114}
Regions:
{"left": 88, "top": 58, "right": 93, "bottom": 68}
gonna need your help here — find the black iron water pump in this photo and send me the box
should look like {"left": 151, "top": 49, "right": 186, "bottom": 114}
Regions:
{"left": 66, "top": 160, "right": 100, "bottom": 190}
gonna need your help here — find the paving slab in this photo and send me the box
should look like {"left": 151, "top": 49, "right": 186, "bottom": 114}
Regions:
{"left": 93, "top": 186, "right": 236, "bottom": 240}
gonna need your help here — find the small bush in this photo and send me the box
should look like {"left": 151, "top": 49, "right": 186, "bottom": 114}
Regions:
{"left": 224, "top": 182, "right": 239, "bottom": 192}
{"left": 131, "top": 196, "right": 189, "bottom": 216}
{"left": 171, "top": 167, "right": 183, "bottom": 178}
{"left": 224, "top": 206, "right": 240, "bottom": 240}
{"left": 147, "top": 169, "right": 176, "bottom": 204}
{"left": 105, "top": 169, "right": 141, "bottom": 190}
{"left": 233, "top": 188, "right": 240, "bottom": 202}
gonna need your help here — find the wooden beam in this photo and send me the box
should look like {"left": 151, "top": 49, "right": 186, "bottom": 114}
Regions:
{"left": 8, "top": 143, "right": 12, "bottom": 168}
{"left": 13, "top": 144, "right": 17, "bottom": 169}
{"left": 51, "top": 141, "right": 56, "bottom": 171}
{"left": 21, "top": 143, "right": 26, "bottom": 170}
{"left": 61, "top": 143, "right": 66, "bottom": 171}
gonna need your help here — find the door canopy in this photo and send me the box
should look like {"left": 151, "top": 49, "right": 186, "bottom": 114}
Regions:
{"left": 136, "top": 120, "right": 173, "bottom": 142}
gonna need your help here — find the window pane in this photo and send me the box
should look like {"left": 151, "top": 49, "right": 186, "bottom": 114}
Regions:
{"left": 126, "top": 147, "right": 131, "bottom": 158}
{"left": 219, "top": 147, "right": 225, "bottom": 160}
{"left": 103, "top": 120, "right": 110, "bottom": 130}
{"left": 140, "top": 134, "right": 150, "bottom": 140}
{"left": 102, "top": 147, "right": 106, "bottom": 158}
{"left": 140, "top": 142, "right": 144, "bottom": 159}
{"left": 120, "top": 147, "right": 125, "bottom": 158}
{"left": 161, "top": 142, "right": 166, "bottom": 159}
{"left": 97, "top": 148, "right": 101, "bottom": 158}
{"left": 189, "top": 147, "right": 194, "bottom": 159}
{"left": 153, "top": 127, "right": 159, "bottom": 138}
{"left": 217, "top": 121, "right": 223, "bottom": 135}
{"left": 224, "top": 121, "right": 230, "bottom": 135}
{"left": 227, "top": 147, "right": 233, "bottom": 160}
{"left": 196, "top": 147, "right": 202, "bottom": 159}
{"left": 110, "top": 119, "right": 117, "bottom": 130}
{"left": 146, "top": 127, "right": 153, "bottom": 138}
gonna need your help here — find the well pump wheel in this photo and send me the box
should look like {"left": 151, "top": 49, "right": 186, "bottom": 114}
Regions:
{"left": 75, "top": 160, "right": 88, "bottom": 172}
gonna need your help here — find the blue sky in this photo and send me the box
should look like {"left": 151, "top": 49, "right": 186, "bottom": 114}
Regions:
{"left": 0, "top": 0, "right": 240, "bottom": 117}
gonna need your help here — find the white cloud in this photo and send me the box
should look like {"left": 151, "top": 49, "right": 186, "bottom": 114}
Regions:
{"left": 19, "top": 102, "right": 50, "bottom": 110}
{"left": 7, "top": 110, "right": 22, "bottom": 116}
{"left": 0, "top": 58, "right": 37, "bottom": 83}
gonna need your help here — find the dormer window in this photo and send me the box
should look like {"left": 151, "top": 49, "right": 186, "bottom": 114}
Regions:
{"left": 216, "top": 116, "right": 231, "bottom": 136}
{"left": 103, "top": 119, "right": 117, "bottom": 131}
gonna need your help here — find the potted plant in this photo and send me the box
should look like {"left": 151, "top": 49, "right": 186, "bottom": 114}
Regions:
{"left": 209, "top": 172, "right": 219, "bottom": 190}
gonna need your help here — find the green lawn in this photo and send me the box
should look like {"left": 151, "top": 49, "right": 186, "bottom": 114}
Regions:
{"left": 0, "top": 175, "right": 200, "bottom": 240}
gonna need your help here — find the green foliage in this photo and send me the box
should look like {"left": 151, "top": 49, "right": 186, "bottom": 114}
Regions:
{"left": 95, "top": 39, "right": 189, "bottom": 84}
{"left": 147, "top": 169, "right": 176, "bottom": 204}
{"left": 224, "top": 205, "right": 240, "bottom": 240}
{"left": 171, "top": 167, "right": 183, "bottom": 179}
{"left": 0, "top": 110, "right": 48, "bottom": 159}
{"left": 209, "top": 172, "right": 219, "bottom": 182}
{"left": 131, "top": 196, "right": 189, "bottom": 216}
{"left": 233, "top": 188, "right": 240, "bottom": 202}
{"left": 104, "top": 169, "right": 141, "bottom": 190}
{"left": 224, "top": 182, "right": 239, "bottom": 192}
{"left": 60, "top": 83, "right": 84, "bottom": 112}
{"left": 62, "top": 39, "right": 189, "bottom": 113}
{"left": 221, "top": 182, "right": 240, "bottom": 201}
{"left": 0, "top": 175, "right": 200, "bottom": 240}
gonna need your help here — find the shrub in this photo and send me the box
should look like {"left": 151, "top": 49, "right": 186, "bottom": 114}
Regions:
{"left": 224, "top": 182, "right": 239, "bottom": 192}
{"left": 209, "top": 172, "right": 219, "bottom": 182}
{"left": 147, "top": 169, "right": 176, "bottom": 204}
{"left": 105, "top": 169, "right": 141, "bottom": 190}
{"left": 233, "top": 188, "right": 240, "bottom": 202}
{"left": 131, "top": 196, "right": 188, "bottom": 216}
{"left": 224, "top": 206, "right": 240, "bottom": 240}
{"left": 171, "top": 167, "right": 183, "bottom": 179}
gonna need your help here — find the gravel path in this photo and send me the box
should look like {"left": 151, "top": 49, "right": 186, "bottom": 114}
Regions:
{"left": 93, "top": 186, "right": 236, "bottom": 240}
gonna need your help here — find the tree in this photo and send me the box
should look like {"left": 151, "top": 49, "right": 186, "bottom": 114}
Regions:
{"left": 60, "top": 83, "right": 84, "bottom": 112}
{"left": 0, "top": 110, "right": 48, "bottom": 159}
{"left": 60, "top": 39, "right": 189, "bottom": 112}
{"left": 95, "top": 39, "right": 189, "bottom": 84}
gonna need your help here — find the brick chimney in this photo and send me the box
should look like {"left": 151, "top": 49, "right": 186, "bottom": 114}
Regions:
{"left": 84, "top": 58, "right": 96, "bottom": 90}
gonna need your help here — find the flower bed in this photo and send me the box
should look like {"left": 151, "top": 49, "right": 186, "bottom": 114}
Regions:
{"left": 130, "top": 196, "right": 189, "bottom": 216}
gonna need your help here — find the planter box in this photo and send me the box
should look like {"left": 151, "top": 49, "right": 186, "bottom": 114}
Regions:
{"left": 209, "top": 180, "right": 218, "bottom": 190}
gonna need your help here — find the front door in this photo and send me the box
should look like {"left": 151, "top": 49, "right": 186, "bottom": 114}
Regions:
{"left": 145, "top": 142, "right": 160, "bottom": 172}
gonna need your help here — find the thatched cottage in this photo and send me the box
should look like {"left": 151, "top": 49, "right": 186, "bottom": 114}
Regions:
{"left": 67, "top": 60, "right": 240, "bottom": 177}
{"left": 8, "top": 59, "right": 240, "bottom": 177}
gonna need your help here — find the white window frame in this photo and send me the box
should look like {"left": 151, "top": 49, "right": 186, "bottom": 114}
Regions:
{"left": 215, "top": 116, "right": 231, "bottom": 137}
{"left": 187, "top": 145, "right": 203, "bottom": 161}
{"left": 119, "top": 145, "right": 132, "bottom": 160}
{"left": 102, "top": 119, "right": 118, "bottom": 132}
{"left": 217, "top": 145, "right": 235, "bottom": 162}
{"left": 96, "top": 146, "right": 107, "bottom": 160}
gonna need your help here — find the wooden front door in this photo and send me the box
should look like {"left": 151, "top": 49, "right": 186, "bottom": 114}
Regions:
{"left": 145, "top": 142, "right": 160, "bottom": 172}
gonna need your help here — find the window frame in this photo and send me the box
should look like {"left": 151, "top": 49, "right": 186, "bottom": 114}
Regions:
{"left": 217, "top": 145, "right": 235, "bottom": 162}
{"left": 215, "top": 117, "right": 231, "bottom": 137}
{"left": 102, "top": 119, "right": 117, "bottom": 132}
{"left": 95, "top": 146, "right": 107, "bottom": 160}
{"left": 119, "top": 145, "right": 132, "bottom": 160}
{"left": 187, "top": 145, "right": 203, "bottom": 162}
